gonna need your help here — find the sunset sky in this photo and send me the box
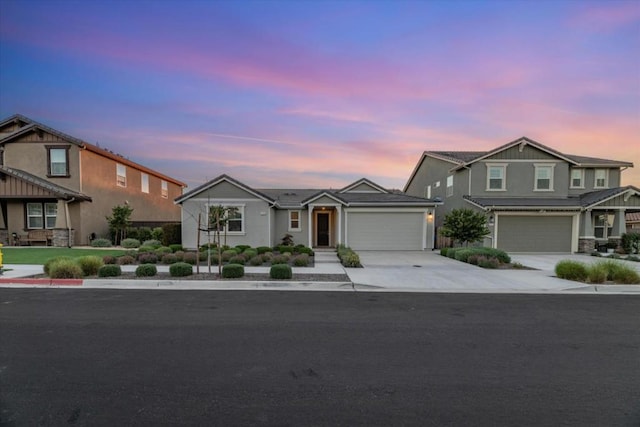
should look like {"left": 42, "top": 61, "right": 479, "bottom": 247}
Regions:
{"left": 1, "top": 0, "right": 638, "bottom": 190}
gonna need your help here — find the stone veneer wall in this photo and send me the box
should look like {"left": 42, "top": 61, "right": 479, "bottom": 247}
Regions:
{"left": 578, "top": 238, "right": 595, "bottom": 253}
{"left": 52, "top": 229, "right": 75, "bottom": 247}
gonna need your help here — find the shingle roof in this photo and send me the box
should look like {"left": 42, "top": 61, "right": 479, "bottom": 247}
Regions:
{"left": 0, "top": 166, "right": 92, "bottom": 201}
{"left": 627, "top": 212, "right": 640, "bottom": 222}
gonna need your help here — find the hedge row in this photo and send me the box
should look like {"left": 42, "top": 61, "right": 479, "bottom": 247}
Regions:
{"left": 337, "top": 245, "right": 362, "bottom": 268}
{"left": 555, "top": 259, "right": 639, "bottom": 284}
{"left": 440, "top": 247, "right": 511, "bottom": 269}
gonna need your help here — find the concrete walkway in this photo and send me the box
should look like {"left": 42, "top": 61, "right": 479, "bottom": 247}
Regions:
{"left": 1, "top": 251, "right": 640, "bottom": 294}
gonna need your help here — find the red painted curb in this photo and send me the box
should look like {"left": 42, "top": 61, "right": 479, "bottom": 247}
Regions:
{"left": 0, "top": 278, "right": 83, "bottom": 286}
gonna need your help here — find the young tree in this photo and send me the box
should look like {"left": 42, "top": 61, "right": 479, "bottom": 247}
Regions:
{"left": 440, "top": 208, "right": 490, "bottom": 247}
{"left": 106, "top": 204, "right": 133, "bottom": 245}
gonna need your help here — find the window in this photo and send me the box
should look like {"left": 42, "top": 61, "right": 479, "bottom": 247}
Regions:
{"left": 209, "top": 205, "right": 244, "bottom": 233}
{"left": 487, "top": 164, "right": 506, "bottom": 190}
{"left": 116, "top": 163, "right": 126, "bottom": 187}
{"left": 289, "top": 210, "right": 301, "bottom": 231}
{"left": 47, "top": 146, "right": 69, "bottom": 176}
{"left": 594, "top": 213, "right": 614, "bottom": 239}
{"left": 534, "top": 164, "right": 554, "bottom": 191}
{"left": 424, "top": 185, "right": 432, "bottom": 199}
{"left": 26, "top": 202, "right": 57, "bottom": 229}
{"left": 570, "top": 169, "right": 584, "bottom": 188}
{"left": 161, "top": 180, "right": 168, "bottom": 198}
{"left": 594, "top": 169, "right": 608, "bottom": 188}
{"left": 141, "top": 173, "right": 149, "bottom": 193}
{"left": 435, "top": 181, "right": 440, "bottom": 188}
{"left": 446, "top": 175, "right": 453, "bottom": 197}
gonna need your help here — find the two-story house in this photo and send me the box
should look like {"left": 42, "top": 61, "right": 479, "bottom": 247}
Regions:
{"left": 404, "top": 137, "right": 639, "bottom": 253}
{"left": 0, "top": 114, "right": 186, "bottom": 246}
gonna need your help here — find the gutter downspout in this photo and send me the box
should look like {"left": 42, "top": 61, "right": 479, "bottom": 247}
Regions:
{"left": 64, "top": 198, "right": 75, "bottom": 248}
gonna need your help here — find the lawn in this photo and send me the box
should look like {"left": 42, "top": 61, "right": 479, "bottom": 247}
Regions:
{"left": 2, "top": 247, "right": 126, "bottom": 265}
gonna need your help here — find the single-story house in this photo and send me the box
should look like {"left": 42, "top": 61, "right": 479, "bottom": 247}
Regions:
{"left": 175, "top": 175, "right": 441, "bottom": 250}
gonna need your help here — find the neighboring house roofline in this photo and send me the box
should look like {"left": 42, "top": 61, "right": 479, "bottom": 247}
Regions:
{"left": 581, "top": 186, "right": 640, "bottom": 209}
{"left": 403, "top": 151, "right": 464, "bottom": 192}
{"left": 339, "top": 178, "right": 388, "bottom": 194}
{"left": 0, "top": 165, "right": 92, "bottom": 201}
{"left": 174, "top": 174, "right": 276, "bottom": 205}
{"left": 0, "top": 114, "right": 186, "bottom": 188}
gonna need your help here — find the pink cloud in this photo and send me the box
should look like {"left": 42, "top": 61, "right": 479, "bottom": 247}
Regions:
{"left": 570, "top": 2, "right": 640, "bottom": 32}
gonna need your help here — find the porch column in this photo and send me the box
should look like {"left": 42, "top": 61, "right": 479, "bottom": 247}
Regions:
{"left": 582, "top": 210, "right": 593, "bottom": 237}
{"left": 612, "top": 209, "right": 626, "bottom": 238}
{"left": 308, "top": 205, "right": 313, "bottom": 247}
{"left": 337, "top": 206, "right": 342, "bottom": 246}
{"left": 54, "top": 200, "right": 68, "bottom": 228}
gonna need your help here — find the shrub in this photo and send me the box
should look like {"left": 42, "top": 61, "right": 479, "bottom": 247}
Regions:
{"left": 161, "top": 223, "right": 181, "bottom": 246}
{"left": 454, "top": 249, "right": 474, "bottom": 263}
{"left": 135, "top": 264, "right": 157, "bottom": 277}
{"left": 137, "top": 253, "right": 158, "bottom": 264}
{"left": 621, "top": 232, "right": 640, "bottom": 254}
{"left": 608, "top": 253, "right": 621, "bottom": 259}
{"left": 169, "top": 262, "right": 193, "bottom": 277}
{"left": 102, "top": 255, "right": 117, "bottom": 265}
{"left": 587, "top": 263, "right": 608, "bottom": 284}
{"left": 591, "top": 251, "right": 603, "bottom": 257}
{"left": 162, "top": 254, "right": 178, "bottom": 265}
{"left": 142, "top": 239, "right": 162, "bottom": 249}
{"left": 447, "top": 248, "right": 459, "bottom": 259}
{"left": 440, "top": 247, "right": 450, "bottom": 257}
{"left": 270, "top": 264, "right": 292, "bottom": 279}
{"left": 44, "top": 256, "right": 73, "bottom": 275}
{"left": 341, "top": 252, "right": 362, "bottom": 268}
{"left": 222, "top": 263, "right": 245, "bottom": 278}
{"left": 611, "top": 264, "right": 640, "bottom": 284}
{"left": 98, "top": 264, "right": 122, "bottom": 278}
{"left": 249, "top": 255, "right": 264, "bottom": 266}
{"left": 198, "top": 251, "right": 209, "bottom": 262}
{"left": 271, "top": 255, "right": 288, "bottom": 265}
{"left": 151, "top": 227, "right": 164, "bottom": 242}
{"left": 182, "top": 252, "right": 198, "bottom": 265}
{"left": 155, "top": 246, "right": 173, "bottom": 256}
{"left": 297, "top": 247, "right": 314, "bottom": 256}
{"left": 478, "top": 256, "right": 500, "bottom": 269}
{"left": 243, "top": 249, "right": 258, "bottom": 259}
{"left": 277, "top": 245, "right": 295, "bottom": 255}
{"left": 256, "top": 246, "right": 271, "bottom": 254}
{"left": 467, "top": 254, "right": 481, "bottom": 265}
{"left": 174, "top": 250, "right": 185, "bottom": 261}
{"left": 627, "top": 255, "right": 640, "bottom": 262}
{"left": 169, "top": 244, "right": 184, "bottom": 253}
{"left": 235, "top": 245, "right": 251, "bottom": 252}
{"left": 555, "top": 260, "right": 588, "bottom": 281}
{"left": 121, "top": 238, "right": 141, "bottom": 249}
{"left": 199, "top": 243, "right": 217, "bottom": 252}
{"left": 221, "top": 249, "right": 237, "bottom": 262}
{"left": 49, "top": 258, "right": 83, "bottom": 279}
{"left": 293, "top": 254, "right": 310, "bottom": 267}
{"left": 134, "top": 227, "right": 153, "bottom": 242}
{"left": 91, "top": 238, "right": 112, "bottom": 247}
{"left": 137, "top": 245, "right": 155, "bottom": 254}
{"left": 229, "top": 254, "right": 247, "bottom": 265}
{"left": 76, "top": 255, "right": 104, "bottom": 276}
{"left": 262, "top": 252, "right": 273, "bottom": 262}
{"left": 116, "top": 255, "right": 136, "bottom": 265}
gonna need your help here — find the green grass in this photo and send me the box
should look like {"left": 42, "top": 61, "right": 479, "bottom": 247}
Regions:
{"left": 2, "top": 247, "right": 126, "bottom": 265}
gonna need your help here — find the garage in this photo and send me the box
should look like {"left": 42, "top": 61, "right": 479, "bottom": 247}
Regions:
{"left": 346, "top": 211, "right": 425, "bottom": 250}
{"left": 497, "top": 215, "right": 573, "bottom": 252}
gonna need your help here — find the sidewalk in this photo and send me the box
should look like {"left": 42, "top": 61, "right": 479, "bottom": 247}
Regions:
{"left": 2, "top": 251, "right": 640, "bottom": 294}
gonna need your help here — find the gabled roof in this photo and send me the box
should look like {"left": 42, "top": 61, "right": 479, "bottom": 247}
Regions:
{"left": 463, "top": 186, "right": 640, "bottom": 211}
{"left": 404, "top": 136, "right": 633, "bottom": 191}
{"left": 338, "top": 178, "right": 388, "bottom": 194}
{"left": 174, "top": 174, "right": 275, "bottom": 205}
{"left": 0, "top": 114, "right": 186, "bottom": 187}
{"left": 176, "top": 174, "right": 441, "bottom": 208}
{"left": 0, "top": 166, "right": 92, "bottom": 201}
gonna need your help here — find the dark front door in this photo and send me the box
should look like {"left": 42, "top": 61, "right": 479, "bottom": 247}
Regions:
{"left": 317, "top": 213, "right": 330, "bottom": 246}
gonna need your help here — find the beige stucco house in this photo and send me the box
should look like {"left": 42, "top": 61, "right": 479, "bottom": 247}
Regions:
{"left": 0, "top": 114, "right": 186, "bottom": 246}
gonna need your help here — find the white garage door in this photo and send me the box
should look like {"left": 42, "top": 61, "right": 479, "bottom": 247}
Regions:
{"left": 498, "top": 216, "right": 573, "bottom": 252}
{"left": 347, "top": 212, "right": 424, "bottom": 250}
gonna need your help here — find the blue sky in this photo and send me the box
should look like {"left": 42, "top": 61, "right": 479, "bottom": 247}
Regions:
{"left": 1, "top": 0, "right": 638, "bottom": 189}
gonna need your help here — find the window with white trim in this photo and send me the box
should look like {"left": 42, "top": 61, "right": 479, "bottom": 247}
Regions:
{"left": 594, "top": 169, "right": 608, "bottom": 188}
{"left": 141, "top": 173, "right": 149, "bottom": 193}
{"left": 486, "top": 164, "right": 506, "bottom": 191}
{"left": 424, "top": 185, "right": 432, "bottom": 199}
{"left": 209, "top": 205, "right": 244, "bottom": 233}
{"left": 289, "top": 210, "right": 301, "bottom": 231}
{"left": 446, "top": 175, "right": 453, "bottom": 197}
{"left": 594, "top": 213, "right": 614, "bottom": 239}
{"left": 570, "top": 169, "right": 584, "bottom": 188}
{"left": 161, "top": 180, "right": 168, "bottom": 198}
{"left": 26, "top": 202, "right": 57, "bottom": 229}
{"left": 534, "top": 164, "right": 554, "bottom": 191}
{"left": 116, "top": 163, "right": 127, "bottom": 187}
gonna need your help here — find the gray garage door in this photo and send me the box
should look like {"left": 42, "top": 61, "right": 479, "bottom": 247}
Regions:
{"left": 497, "top": 216, "right": 572, "bottom": 252}
{"left": 347, "top": 212, "right": 424, "bottom": 250}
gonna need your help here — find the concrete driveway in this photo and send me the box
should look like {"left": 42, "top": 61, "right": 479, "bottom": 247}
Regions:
{"left": 346, "top": 251, "right": 640, "bottom": 293}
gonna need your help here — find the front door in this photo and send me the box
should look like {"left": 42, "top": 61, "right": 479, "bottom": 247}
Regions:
{"left": 317, "top": 213, "right": 330, "bottom": 246}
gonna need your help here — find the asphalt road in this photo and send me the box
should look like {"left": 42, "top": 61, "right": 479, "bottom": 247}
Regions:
{"left": 1, "top": 289, "right": 639, "bottom": 426}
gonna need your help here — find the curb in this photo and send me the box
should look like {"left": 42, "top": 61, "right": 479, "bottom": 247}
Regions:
{"left": 0, "top": 278, "right": 83, "bottom": 286}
